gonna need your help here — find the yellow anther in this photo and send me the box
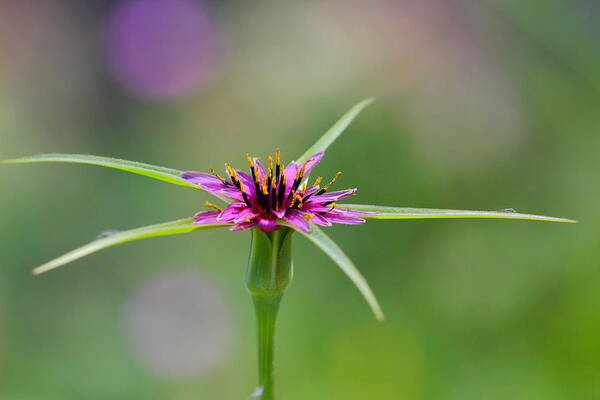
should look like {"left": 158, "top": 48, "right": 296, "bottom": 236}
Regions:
{"left": 295, "top": 193, "right": 304, "bottom": 208}
{"left": 224, "top": 163, "right": 234, "bottom": 176}
{"left": 289, "top": 190, "right": 297, "bottom": 207}
{"left": 312, "top": 176, "right": 323, "bottom": 187}
{"left": 275, "top": 149, "right": 281, "bottom": 167}
{"left": 297, "top": 163, "right": 307, "bottom": 179}
{"left": 261, "top": 175, "right": 269, "bottom": 195}
{"left": 267, "top": 156, "right": 273, "bottom": 177}
{"left": 209, "top": 168, "right": 227, "bottom": 184}
{"left": 294, "top": 165, "right": 302, "bottom": 180}
{"left": 205, "top": 201, "right": 223, "bottom": 212}
{"left": 323, "top": 172, "right": 343, "bottom": 191}
{"left": 303, "top": 212, "right": 315, "bottom": 220}
{"left": 246, "top": 154, "right": 254, "bottom": 168}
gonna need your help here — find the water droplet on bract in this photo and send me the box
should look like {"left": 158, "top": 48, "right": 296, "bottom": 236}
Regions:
{"left": 96, "top": 229, "right": 121, "bottom": 240}
{"left": 248, "top": 386, "right": 264, "bottom": 399}
{"left": 499, "top": 208, "right": 517, "bottom": 213}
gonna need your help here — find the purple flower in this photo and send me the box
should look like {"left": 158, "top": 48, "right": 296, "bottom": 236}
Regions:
{"left": 182, "top": 150, "right": 370, "bottom": 233}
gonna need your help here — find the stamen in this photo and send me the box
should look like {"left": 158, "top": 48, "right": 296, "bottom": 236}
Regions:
{"left": 294, "top": 165, "right": 302, "bottom": 181}
{"left": 277, "top": 175, "right": 286, "bottom": 208}
{"left": 312, "top": 176, "right": 323, "bottom": 187}
{"left": 315, "top": 172, "right": 342, "bottom": 195}
{"left": 275, "top": 149, "right": 281, "bottom": 180}
{"left": 303, "top": 212, "right": 315, "bottom": 220}
{"left": 225, "top": 163, "right": 239, "bottom": 182}
{"left": 252, "top": 160, "right": 265, "bottom": 210}
{"left": 266, "top": 156, "right": 274, "bottom": 191}
{"left": 267, "top": 156, "right": 273, "bottom": 178}
{"left": 249, "top": 156, "right": 260, "bottom": 184}
{"left": 205, "top": 201, "right": 223, "bottom": 212}
{"left": 289, "top": 190, "right": 297, "bottom": 208}
{"left": 324, "top": 172, "right": 342, "bottom": 190}
{"left": 209, "top": 168, "right": 227, "bottom": 184}
{"left": 319, "top": 202, "right": 337, "bottom": 216}
{"left": 279, "top": 163, "right": 285, "bottom": 180}
{"left": 251, "top": 169, "right": 259, "bottom": 185}
{"left": 261, "top": 175, "right": 269, "bottom": 195}
{"left": 294, "top": 193, "right": 304, "bottom": 208}
{"left": 246, "top": 154, "right": 254, "bottom": 169}
{"left": 270, "top": 186, "right": 277, "bottom": 210}
{"left": 292, "top": 167, "right": 305, "bottom": 192}
{"left": 297, "top": 163, "right": 307, "bottom": 179}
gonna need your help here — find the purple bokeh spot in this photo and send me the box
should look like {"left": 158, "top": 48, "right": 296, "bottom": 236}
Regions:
{"left": 105, "top": 0, "right": 219, "bottom": 100}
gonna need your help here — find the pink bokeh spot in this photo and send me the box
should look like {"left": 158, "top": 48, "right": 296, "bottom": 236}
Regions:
{"left": 105, "top": 0, "right": 219, "bottom": 100}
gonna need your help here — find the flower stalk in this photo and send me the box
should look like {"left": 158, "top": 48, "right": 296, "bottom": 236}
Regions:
{"left": 245, "top": 227, "right": 293, "bottom": 399}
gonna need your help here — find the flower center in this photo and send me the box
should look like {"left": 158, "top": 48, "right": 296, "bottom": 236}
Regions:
{"left": 211, "top": 150, "right": 341, "bottom": 218}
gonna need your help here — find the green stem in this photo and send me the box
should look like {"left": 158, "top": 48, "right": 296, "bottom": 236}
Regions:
{"left": 245, "top": 228, "right": 293, "bottom": 400}
{"left": 252, "top": 296, "right": 281, "bottom": 400}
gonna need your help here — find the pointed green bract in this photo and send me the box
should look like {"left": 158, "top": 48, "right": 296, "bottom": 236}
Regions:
{"left": 1, "top": 153, "right": 199, "bottom": 189}
{"left": 340, "top": 204, "right": 578, "bottom": 223}
{"left": 297, "top": 98, "right": 374, "bottom": 163}
{"left": 286, "top": 223, "right": 385, "bottom": 321}
{"left": 32, "top": 218, "right": 230, "bottom": 275}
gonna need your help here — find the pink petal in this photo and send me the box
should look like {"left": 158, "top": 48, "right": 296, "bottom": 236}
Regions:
{"left": 283, "top": 162, "right": 299, "bottom": 193}
{"left": 257, "top": 217, "right": 279, "bottom": 232}
{"left": 300, "top": 152, "right": 324, "bottom": 176}
{"left": 192, "top": 210, "right": 221, "bottom": 224}
{"left": 233, "top": 210, "right": 260, "bottom": 223}
{"left": 254, "top": 159, "right": 267, "bottom": 180}
{"left": 182, "top": 171, "right": 243, "bottom": 201}
{"left": 236, "top": 171, "right": 258, "bottom": 198}
{"left": 217, "top": 202, "right": 247, "bottom": 222}
{"left": 309, "top": 213, "right": 332, "bottom": 227}
{"left": 306, "top": 188, "right": 357, "bottom": 204}
{"left": 230, "top": 223, "right": 258, "bottom": 231}
{"left": 283, "top": 209, "right": 311, "bottom": 232}
{"left": 322, "top": 209, "right": 366, "bottom": 225}
{"left": 303, "top": 185, "right": 320, "bottom": 197}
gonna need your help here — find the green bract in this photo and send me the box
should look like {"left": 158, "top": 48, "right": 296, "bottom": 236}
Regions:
{"left": 0, "top": 100, "right": 576, "bottom": 318}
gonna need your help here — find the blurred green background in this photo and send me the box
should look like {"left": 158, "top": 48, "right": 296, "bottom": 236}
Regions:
{"left": 0, "top": 0, "right": 597, "bottom": 399}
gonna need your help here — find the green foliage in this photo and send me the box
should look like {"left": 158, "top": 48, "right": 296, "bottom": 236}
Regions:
{"left": 287, "top": 223, "right": 384, "bottom": 321}
{"left": 1, "top": 153, "right": 199, "bottom": 189}
{"left": 296, "top": 98, "right": 373, "bottom": 163}
{"left": 32, "top": 218, "right": 229, "bottom": 275}
{"left": 340, "top": 204, "right": 577, "bottom": 223}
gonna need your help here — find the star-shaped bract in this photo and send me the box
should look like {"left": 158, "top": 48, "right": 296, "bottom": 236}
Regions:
{"left": 0, "top": 99, "right": 576, "bottom": 320}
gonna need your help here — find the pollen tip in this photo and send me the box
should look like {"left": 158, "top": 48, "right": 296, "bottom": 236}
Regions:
{"left": 205, "top": 201, "right": 224, "bottom": 212}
